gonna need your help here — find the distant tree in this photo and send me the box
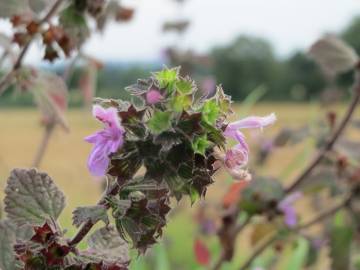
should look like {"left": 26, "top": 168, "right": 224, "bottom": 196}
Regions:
{"left": 211, "top": 36, "right": 279, "bottom": 100}
{"left": 280, "top": 52, "right": 325, "bottom": 100}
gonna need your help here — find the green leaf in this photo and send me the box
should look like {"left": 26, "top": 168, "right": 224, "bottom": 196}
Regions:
{"left": 86, "top": 226, "right": 130, "bottom": 264}
{"left": 286, "top": 238, "right": 309, "bottom": 270}
{"left": 148, "top": 111, "right": 172, "bottom": 134}
{"left": 330, "top": 211, "right": 354, "bottom": 270}
{"left": 0, "top": 220, "right": 17, "bottom": 270}
{"left": 72, "top": 205, "right": 109, "bottom": 228}
{"left": 171, "top": 94, "right": 192, "bottom": 112}
{"left": 239, "top": 177, "right": 284, "bottom": 215}
{"left": 155, "top": 67, "right": 179, "bottom": 91}
{"left": 201, "top": 99, "right": 220, "bottom": 125}
{"left": 192, "top": 135, "right": 210, "bottom": 156}
{"left": 4, "top": 168, "right": 66, "bottom": 226}
{"left": 59, "top": 3, "right": 89, "bottom": 47}
{"left": 175, "top": 78, "right": 194, "bottom": 95}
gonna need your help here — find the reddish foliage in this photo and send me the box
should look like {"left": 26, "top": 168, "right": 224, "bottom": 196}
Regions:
{"left": 222, "top": 181, "right": 249, "bottom": 208}
{"left": 194, "top": 238, "right": 211, "bottom": 266}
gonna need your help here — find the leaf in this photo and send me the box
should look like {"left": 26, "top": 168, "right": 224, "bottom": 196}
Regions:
{"left": 86, "top": 226, "right": 130, "bottom": 265}
{"left": 30, "top": 70, "right": 69, "bottom": 131}
{"left": 239, "top": 177, "right": 284, "bottom": 215}
{"left": 28, "top": 0, "right": 56, "bottom": 13}
{"left": 194, "top": 239, "right": 210, "bottom": 266}
{"left": 192, "top": 135, "right": 210, "bottom": 156}
{"left": 309, "top": 34, "right": 359, "bottom": 75}
{"left": 59, "top": 3, "right": 89, "bottom": 48}
{"left": 201, "top": 99, "right": 220, "bottom": 125}
{"left": 250, "top": 222, "right": 276, "bottom": 247}
{"left": 285, "top": 238, "right": 309, "bottom": 270}
{"left": 154, "top": 67, "right": 179, "bottom": 91}
{"left": 171, "top": 94, "right": 192, "bottom": 112}
{"left": 0, "top": 220, "right": 17, "bottom": 270}
{"left": 175, "top": 78, "right": 194, "bottom": 95}
{"left": 4, "top": 168, "right": 66, "bottom": 226}
{"left": 148, "top": 111, "right": 172, "bottom": 134}
{"left": 0, "top": 0, "right": 29, "bottom": 18}
{"left": 72, "top": 205, "right": 109, "bottom": 228}
{"left": 330, "top": 211, "right": 354, "bottom": 270}
{"left": 223, "top": 181, "right": 249, "bottom": 208}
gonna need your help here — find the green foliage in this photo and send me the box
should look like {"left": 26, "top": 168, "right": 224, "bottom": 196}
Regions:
{"left": 148, "top": 111, "right": 172, "bottom": 134}
{"left": 72, "top": 205, "right": 109, "bottom": 228}
{"left": 330, "top": 211, "right": 354, "bottom": 270}
{"left": 0, "top": 220, "right": 18, "bottom": 270}
{"left": 239, "top": 177, "right": 284, "bottom": 215}
{"left": 4, "top": 168, "right": 66, "bottom": 226}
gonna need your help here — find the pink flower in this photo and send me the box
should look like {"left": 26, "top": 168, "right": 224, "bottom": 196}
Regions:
{"left": 146, "top": 89, "right": 163, "bottom": 104}
{"left": 85, "top": 105, "right": 125, "bottom": 176}
{"left": 224, "top": 144, "right": 249, "bottom": 179}
{"left": 277, "top": 192, "right": 302, "bottom": 228}
{"left": 223, "top": 113, "right": 276, "bottom": 169}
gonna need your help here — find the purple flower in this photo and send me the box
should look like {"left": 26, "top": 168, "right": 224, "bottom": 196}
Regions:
{"left": 223, "top": 144, "right": 249, "bottom": 180}
{"left": 277, "top": 192, "right": 302, "bottom": 228}
{"left": 222, "top": 113, "right": 276, "bottom": 170}
{"left": 85, "top": 105, "right": 125, "bottom": 176}
{"left": 146, "top": 89, "right": 163, "bottom": 104}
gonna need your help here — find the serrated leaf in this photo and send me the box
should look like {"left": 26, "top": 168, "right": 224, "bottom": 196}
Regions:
{"left": 148, "top": 111, "right": 172, "bottom": 134}
{"left": 171, "top": 94, "right": 192, "bottom": 112}
{"left": 0, "top": 220, "right": 17, "bottom": 270}
{"left": 30, "top": 70, "right": 69, "bottom": 131}
{"left": 59, "top": 3, "right": 89, "bottom": 48}
{"left": 175, "top": 78, "right": 194, "bottom": 95}
{"left": 201, "top": 99, "right": 220, "bottom": 125}
{"left": 72, "top": 205, "right": 109, "bottom": 228}
{"left": 155, "top": 67, "right": 179, "bottom": 91}
{"left": 86, "top": 226, "right": 129, "bottom": 264}
{"left": 309, "top": 34, "right": 359, "bottom": 75}
{"left": 4, "top": 168, "right": 66, "bottom": 226}
{"left": 192, "top": 135, "right": 210, "bottom": 156}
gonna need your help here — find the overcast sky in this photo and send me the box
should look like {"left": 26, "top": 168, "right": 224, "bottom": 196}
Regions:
{"left": 2, "top": 0, "right": 360, "bottom": 63}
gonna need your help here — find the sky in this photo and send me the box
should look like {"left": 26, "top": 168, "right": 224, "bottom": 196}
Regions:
{"left": 2, "top": 0, "right": 360, "bottom": 63}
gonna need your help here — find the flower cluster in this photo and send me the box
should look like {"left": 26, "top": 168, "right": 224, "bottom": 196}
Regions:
{"left": 84, "top": 67, "right": 276, "bottom": 251}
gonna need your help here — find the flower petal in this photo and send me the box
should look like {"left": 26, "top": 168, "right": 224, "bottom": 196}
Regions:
{"left": 92, "top": 104, "right": 121, "bottom": 129}
{"left": 226, "top": 113, "right": 276, "bottom": 131}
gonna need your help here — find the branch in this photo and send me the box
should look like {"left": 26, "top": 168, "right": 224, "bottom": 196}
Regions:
{"left": 210, "top": 212, "right": 250, "bottom": 270}
{"left": 68, "top": 179, "right": 124, "bottom": 246}
{"left": 0, "top": 0, "right": 65, "bottom": 95}
{"left": 285, "top": 69, "right": 360, "bottom": 193}
{"left": 237, "top": 198, "right": 350, "bottom": 270}
{"left": 32, "top": 123, "right": 56, "bottom": 168}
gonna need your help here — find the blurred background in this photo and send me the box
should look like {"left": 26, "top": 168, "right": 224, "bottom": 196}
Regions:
{"left": 1, "top": 0, "right": 360, "bottom": 269}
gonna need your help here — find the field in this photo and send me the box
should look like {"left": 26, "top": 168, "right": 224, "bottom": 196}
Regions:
{"left": 0, "top": 103, "right": 358, "bottom": 269}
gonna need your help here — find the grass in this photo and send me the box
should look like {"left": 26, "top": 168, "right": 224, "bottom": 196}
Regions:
{"left": 0, "top": 103, "right": 359, "bottom": 269}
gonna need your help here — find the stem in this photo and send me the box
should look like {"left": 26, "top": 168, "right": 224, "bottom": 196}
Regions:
{"left": 210, "top": 214, "right": 250, "bottom": 270}
{"left": 239, "top": 233, "right": 278, "bottom": 270}
{"left": 0, "top": 0, "right": 65, "bottom": 95}
{"left": 285, "top": 70, "right": 360, "bottom": 193}
{"left": 238, "top": 198, "right": 349, "bottom": 270}
{"left": 32, "top": 124, "right": 56, "bottom": 168}
{"left": 68, "top": 180, "right": 122, "bottom": 246}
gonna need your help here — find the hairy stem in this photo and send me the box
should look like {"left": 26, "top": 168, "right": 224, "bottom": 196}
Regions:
{"left": 0, "top": 0, "right": 65, "bottom": 95}
{"left": 68, "top": 180, "right": 122, "bottom": 246}
{"left": 238, "top": 198, "right": 349, "bottom": 270}
{"left": 285, "top": 70, "right": 360, "bottom": 193}
{"left": 32, "top": 124, "right": 56, "bottom": 168}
